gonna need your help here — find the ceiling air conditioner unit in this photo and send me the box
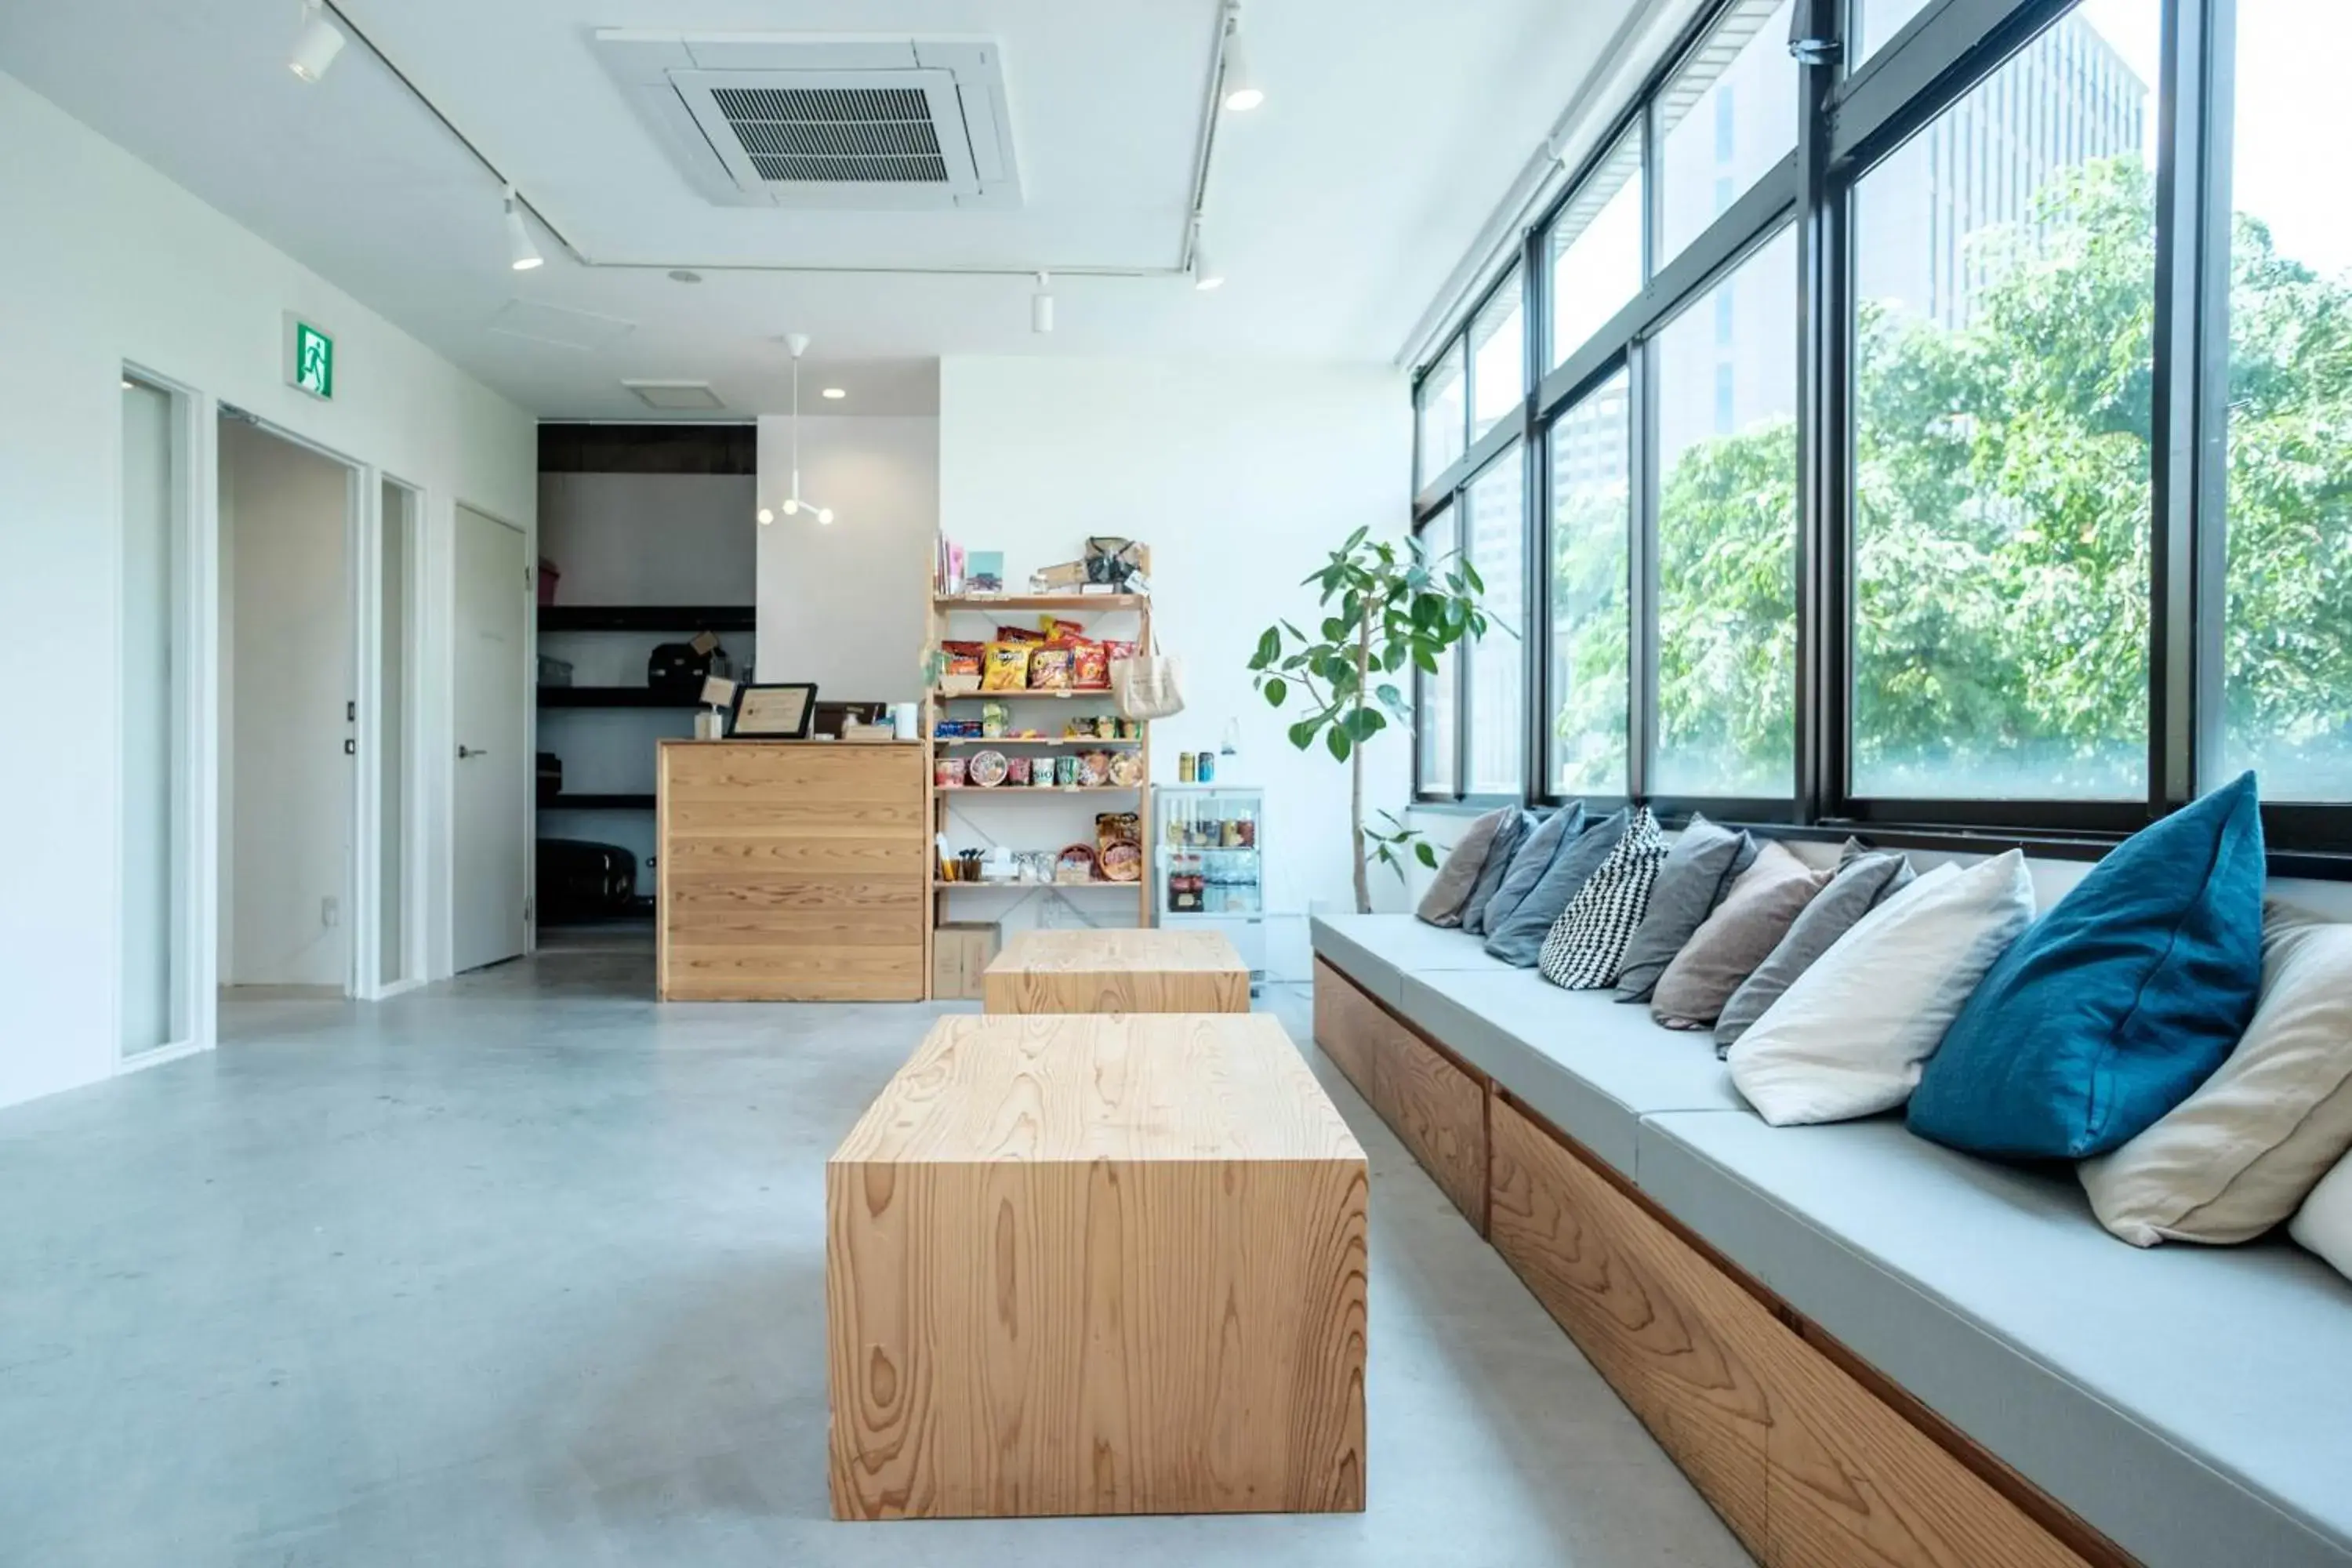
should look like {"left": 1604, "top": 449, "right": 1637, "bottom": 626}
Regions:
{"left": 595, "top": 32, "right": 1020, "bottom": 211}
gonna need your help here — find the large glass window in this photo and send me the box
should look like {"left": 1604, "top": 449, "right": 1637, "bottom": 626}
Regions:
{"left": 1550, "top": 130, "right": 1646, "bottom": 366}
{"left": 1653, "top": 229, "right": 1799, "bottom": 798}
{"left": 1414, "top": 506, "right": 1460, "bottom": 794}
{"left": 1850, "top": 5, "right": 2156, "bottom": 799}
{"left": 1549, "top": 369, "right": 1632, "bottom": 795}
{"left": 1657, "top": 0, "right": 1796, "bottom": 263}
{"left": 1465, "top": 454, "right": 1527, "bottom": 793}
{"left": 1417, "top": 343, "right": 1466, "bottom": 486}
{"left": 1470, "top": 270, "right": 1526, "bottom": 439}
{"left": 2217, "top": 0, "right": 2352, "bottom": 800}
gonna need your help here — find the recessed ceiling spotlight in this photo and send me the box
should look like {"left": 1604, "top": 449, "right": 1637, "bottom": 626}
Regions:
{"left": 821, "top": 387, "right": 847, "bottom": 400}
{"left": 668, "top": 269, "right": 702, "bottom": 284}
{"left": 1220, "top": 4, "right": 1264, "bottom": 112}
{"left": 1031, "top": 270, "right": 1055, "bottom": 334}
{"left": 503, "top": 186, "right": 543, "bottom": 272}
{"left": 288, "top": 0, "right": 346, "bottom": 83}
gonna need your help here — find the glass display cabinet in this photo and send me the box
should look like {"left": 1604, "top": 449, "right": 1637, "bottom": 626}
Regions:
{"left": 1152, "top": 784, "right": 1265, "bottom": 990}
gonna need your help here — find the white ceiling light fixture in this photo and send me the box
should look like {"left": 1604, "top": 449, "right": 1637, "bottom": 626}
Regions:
{"left": 766, "top": 334, "right": 836, "bottom": 527}
{"left": 1031, "top": 270, "right": 1055, "bottom": 334}
{"left": 821, "top": 387, "right": 847, "bottom": 400}
{"left": 287, "top": 0, "right": 346, "bottom": 83}
{"left": 1219, "top": 3, "right": 1264, "bottom": 113}
{"left": 503, "top": 187, "right": 543, "bottom": 271}
{"left": 1192, "top": 229, "right": 1225, "bottom": 292}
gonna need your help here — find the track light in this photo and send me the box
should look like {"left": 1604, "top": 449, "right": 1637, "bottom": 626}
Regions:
{"left": 1220, "top": 7, "right": 1263, "bottom": 112}
{"left": 1192, "top": 236, "right": 1225, "bottom": 292}
{"left": 1031, "top": 270, "right": 1055, "bottom": 334}
{"left": 288, "top": 1, "right": 345, "bottom": 83}
{"left": 503, "top": 187, "right": 543, "bottom": 271}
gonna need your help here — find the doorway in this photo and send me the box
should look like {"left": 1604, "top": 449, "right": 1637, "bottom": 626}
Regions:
{"left": 453, "top": 503, "right": 529, "bottom": 971}
{"left": 217, "top": 413, "right": 356, "bottom": 993}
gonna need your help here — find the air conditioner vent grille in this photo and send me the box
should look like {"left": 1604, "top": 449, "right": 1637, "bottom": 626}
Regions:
{"left": 728, "top": 118, "right": 942, "bottom": 158}
{"left": 710, "top": 85, "right": 951, "bottom": 185}
{"left": 749, "top": 154, "right": 949, "bottom": 183}
{"left": 711, "top": 85, "right": 927, "bottom": 122}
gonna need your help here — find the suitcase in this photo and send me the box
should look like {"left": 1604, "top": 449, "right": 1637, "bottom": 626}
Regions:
{"left": 536, "top": 838, "right": 636, "bottom": 922}
{"left": 648, "top": 638, "right": 731, "bottom": 695}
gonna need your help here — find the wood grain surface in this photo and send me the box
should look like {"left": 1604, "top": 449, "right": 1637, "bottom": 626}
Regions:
{"left": 982, "top": 928, "right": 1249, "bottom": 1014}
{"left": 1311, "top": 959, "right": 1390, "bottom": 1115}
{"left": 656, "top": 741, "right": 927, "bottom": 1001}
{"left": 827, "top": 1013, "right": 1369, "bottom": 1519}
{"left": 1310, "top": 961, "right": 1487, "bottom": 1232}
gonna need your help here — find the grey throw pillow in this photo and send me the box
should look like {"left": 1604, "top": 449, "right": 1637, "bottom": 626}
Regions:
{"left": 1477, "top": 804, "right": 1584, "bottom": 938}
{"left": 1652, "top": 843, "right": 1831, "bottom": 1028}
{"left": 1486, "top": 806, "right": 1615, "bottom": 967}
{"left": 1537, "top": 809, "right": 1671, "bottom": 990}
{"left": 1458, "top": 811, "right": 1531, "bottom": 936}
{"left": 1416, "top": 806, "right": 1515, "bottom": 927}
{"left": 1714, "top": 840, "right": 1916, "bottom": 1054}
{"left": 1613, "top": 815, "right": 1759, "bottom": 1001}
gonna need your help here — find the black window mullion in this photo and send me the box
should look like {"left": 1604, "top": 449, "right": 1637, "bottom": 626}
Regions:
{"left": 1629, "top": 337, "right": 1659, "bottom": 804}
{"left": 1795, "top": 0, "right": 1843, "bottom": 827}
{"left": 2190, "top": 0, "right": 2234, "bottom": 797}
{"left": 1523, "top": 222, "right": 1549, "bottom": 806}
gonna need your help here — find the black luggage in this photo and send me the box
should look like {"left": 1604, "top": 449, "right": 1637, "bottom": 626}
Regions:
{"left": 536, "top": 838, "right": 636, "bottom": 922}
{"left": 648, "top": 636, "right": 731, "bottom": 695}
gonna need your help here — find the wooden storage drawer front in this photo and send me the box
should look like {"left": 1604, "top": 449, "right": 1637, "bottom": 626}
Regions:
{"left": 1489, "top": 1097, "right": 1773, "bottom": 1556}
{"left": 1490, "top": 1097, "right": 2096, "bottom": 1568}
{"left": 1311, "top": 960, "right": 1388, "bottom": 1114}
{"left": 1378, "top": 1020, "right": 1487, "bottom": 1232}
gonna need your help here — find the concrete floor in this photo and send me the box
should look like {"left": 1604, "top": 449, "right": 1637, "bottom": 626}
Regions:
{"left": 0, "top": 936, "right": 1751, "bottom": 1567}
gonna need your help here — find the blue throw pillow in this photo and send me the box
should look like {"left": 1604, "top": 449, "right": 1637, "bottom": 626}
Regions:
{"left": 1486, "top": 807, "right": 1624, "bottom": 967}
{"left": 1478, "top": 804, "right": 1584, "bottom": 938}
{"left": 1908, "top": 772, "right": 2266, "bottom": 1160}
{"left": 1459, "top": 810, "right": 1532, "bottom": 936}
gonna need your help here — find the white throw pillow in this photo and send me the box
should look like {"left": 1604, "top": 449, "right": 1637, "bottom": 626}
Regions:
{"left": 2084, "top": 910, "right": 2352, "bottom": 1246}
{"left": 2291, "top": 1154, "right": 2352, "bottom": 1284}
{"left": 1726, "top": 851, "right": 2034, "bottom": 1127}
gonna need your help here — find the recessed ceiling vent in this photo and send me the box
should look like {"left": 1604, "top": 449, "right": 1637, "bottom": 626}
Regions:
{"left": 596, "top": 33, "right": 1020, "bottom": 211}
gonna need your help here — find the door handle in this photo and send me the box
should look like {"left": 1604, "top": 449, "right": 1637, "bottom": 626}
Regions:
{"left": 459, "top": 745, "right": 490, "bottom": 760}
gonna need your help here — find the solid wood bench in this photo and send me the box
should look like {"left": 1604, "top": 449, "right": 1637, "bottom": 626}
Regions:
{"left": 982, "top": 927, "right": 1250, "bottom": 1014}
{"left": 826, "top": 1011, "right": 1368, "bottom": 1519}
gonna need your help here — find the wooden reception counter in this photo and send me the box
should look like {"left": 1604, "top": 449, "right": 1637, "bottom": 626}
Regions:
{"left": 655, "top": 739, "right": 929, "bottom": 1002}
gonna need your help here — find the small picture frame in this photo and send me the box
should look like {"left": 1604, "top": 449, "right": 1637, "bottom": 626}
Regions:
{"left": 731, "top": 682, "right": 817, "bottom": 739}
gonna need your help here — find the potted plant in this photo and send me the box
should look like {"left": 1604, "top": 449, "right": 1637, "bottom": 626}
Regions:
{"left": 1248, "top": 525, "right": 1500, "bottom": 913}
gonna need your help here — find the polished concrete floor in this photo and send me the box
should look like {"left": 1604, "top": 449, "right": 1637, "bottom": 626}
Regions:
{"left": 0, "top": 934, "right": 1751, "bottom": 1567}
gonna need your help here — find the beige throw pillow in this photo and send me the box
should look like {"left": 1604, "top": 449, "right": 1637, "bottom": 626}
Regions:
{"left": 2080, "top": 908, "right": 2352, "bottom": 1247}
{"left": 2290, "top": 1153, "right": 2352, "bottom": 1283}
{"left": 1416, "top": 806, "right": 1514, "bottom": 927}
{"left": 1651, "top": 843, "right": 1830, "bottom": 1029}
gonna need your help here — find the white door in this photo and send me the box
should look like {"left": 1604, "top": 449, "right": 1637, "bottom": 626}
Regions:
{"left": 454, "top": 504, "right": 528, "bottom": 971}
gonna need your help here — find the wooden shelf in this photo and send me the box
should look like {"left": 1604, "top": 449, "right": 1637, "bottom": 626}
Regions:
{"left": 538, "top": 686, "right": 702, "bottom": 709}
{"left": 541, "top": 793, "right": 655, "bottom": 809}
{"left": 934, "top": 736, "right": 1142, "bottom": 747}
{"left": 930, "top": 688, "right": 1116, "bottom": 702}
{"left": 936, "top": 786, "right": 1142, "bottom": 797}
{"left": 539, "top": 604, "right": 756, "bottom": 633}
{"left": 933, "top": 594, "right": 1148, "bottom": 613}
{"left": 934, "top": 880, "right": 1141, "bottom": 892}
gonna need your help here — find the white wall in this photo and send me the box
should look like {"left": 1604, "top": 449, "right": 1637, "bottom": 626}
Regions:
{"left": 938, "top": 357, "right": 1411, "bottom": 976}
{"left": 755, "top": 416, "right": 942, "bottom": 700}
{"left": 220, "top": 420, "right": 352, "bottom": 987}
{"left": 0, "top": 69, "right": 536, "bottom": 1109}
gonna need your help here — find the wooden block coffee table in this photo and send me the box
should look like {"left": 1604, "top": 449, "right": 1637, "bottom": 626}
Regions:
{"left": 982, "top": 927, "right": 1250, "bottom": 1014}
{"left": 826, "top": 1012, "right": 1369, "bottom": 1519}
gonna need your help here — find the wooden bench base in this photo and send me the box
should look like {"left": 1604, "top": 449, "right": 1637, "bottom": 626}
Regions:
{"left": 1312, "top": 960, "right": 2124, "bottom": 1568}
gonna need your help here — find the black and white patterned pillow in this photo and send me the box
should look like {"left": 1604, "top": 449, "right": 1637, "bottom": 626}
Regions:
{"left": 1539, "top": 808, "right": 1669, "bottom": 990}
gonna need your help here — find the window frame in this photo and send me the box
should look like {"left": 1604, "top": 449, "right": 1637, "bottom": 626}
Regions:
{"left": 1403, "top": 0, "right": 2350, "bottom": 865}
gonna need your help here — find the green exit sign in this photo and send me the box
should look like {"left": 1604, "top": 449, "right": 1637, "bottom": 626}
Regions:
{"left": 284, "top": 313, "right": 335, "bottom": 401}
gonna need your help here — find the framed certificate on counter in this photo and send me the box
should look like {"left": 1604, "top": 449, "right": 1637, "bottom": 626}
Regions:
{"left": 731, "top": 682, "right": 817, "bottom": 739}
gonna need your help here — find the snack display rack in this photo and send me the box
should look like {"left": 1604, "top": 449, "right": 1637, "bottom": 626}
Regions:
{"left": 923, "top": 592, "right": 1154, "bottom": 976}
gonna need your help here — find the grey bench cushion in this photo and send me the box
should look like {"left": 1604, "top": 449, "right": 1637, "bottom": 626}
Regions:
{"left": 1397, "top": 968, "right": 1741, "bottom": 1178}
{"left": 1309, "top": 913, "right": 1509, "bottom": 1008}
{"left": 1638, "top": 1112, "right": 2352, "bottom": 1568}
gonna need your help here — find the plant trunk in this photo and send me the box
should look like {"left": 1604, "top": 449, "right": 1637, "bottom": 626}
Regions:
{"left": 1352, "top": 612, "right": 1372, "bottom": 914}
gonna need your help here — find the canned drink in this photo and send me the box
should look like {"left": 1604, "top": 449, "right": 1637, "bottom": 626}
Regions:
{"left": 1196, "top": 752, "right": 1214, "bottom": 782}
{"left": 1178, "top": 751, "right": 1196, "bottom": 782}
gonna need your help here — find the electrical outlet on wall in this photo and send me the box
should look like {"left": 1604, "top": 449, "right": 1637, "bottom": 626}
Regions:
{"left": 321, "top": 895, "right": 339, "bottom": 929}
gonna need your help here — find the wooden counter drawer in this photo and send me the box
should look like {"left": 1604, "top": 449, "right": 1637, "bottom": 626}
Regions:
{"left": 1311, "top": 960, "right": 1389, "bottom": 1115}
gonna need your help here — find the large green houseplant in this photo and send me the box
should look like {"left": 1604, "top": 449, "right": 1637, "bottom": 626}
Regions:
{"left": 1249, "top": 526, "right": 1498, "bottom": 913}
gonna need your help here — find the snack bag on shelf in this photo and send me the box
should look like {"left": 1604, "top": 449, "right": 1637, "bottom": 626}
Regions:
{"left": 1028, "top": 646, "right": 1075, "bottom": 689}
{"left": 1041, "top": 615, "right": 1088, "bottom": 643}
{"left": 982, "top": 642, "right": 1033, "bottom": 691}
{"left": 994, "top": 624, "right": 1046, "bottom": 644}
{"left": 1070, "top": 638, "right": 1109, "bottom": 688}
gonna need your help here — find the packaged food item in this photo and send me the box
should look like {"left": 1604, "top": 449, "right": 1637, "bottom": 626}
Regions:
{"left": 980, "top": 700, "right": 1008, "bottom": 738}
{"left": 1055, "top": 755, "right": 1082, "bottom": 787}
{"left": 1054, "top": 843, "right": 1098, "bottom": 884}
{"left": 1030, "top": 765, "right": 1057, "bottom": 789}
{"left": 1096, "top": 812, "right": 1143, "bottom": 882}
{"left": 1102, "top": 639, "right": 1138, "bottom": 662}
{"left": 967, "top": 750, "right": 1008, "bottom": 787}
{"left": 1005, "top": 756, "right": 1033, "bottom": 786}
{"left": 994, "top": 624, "right": 1046, "bottom": 644}
{"left": 935, "top": 755, "right": 967, "bottom": 788}
{"left": 1107, "top": 751, "right": 1143, "bottom": 788}
{"left": 982, "top": 642, "right": 1033, "bottom": 691}
{"left": 942, "top": 640, "right": 985, "bottom": 673}
{"left": 1094, "top": 715, "right": 1116, "bottom": 739}
{"left": 1041, "top": 615, "right": 1088, "bottom": 643}
{"left": 1027, "top": 646, "right": 1075, "bottom": 689}
{"left": 1071, "top": 639, "right": 1110, "bottom": 688}
{"left": 1077, "top": 750, "right": 1112, "bottom": 786}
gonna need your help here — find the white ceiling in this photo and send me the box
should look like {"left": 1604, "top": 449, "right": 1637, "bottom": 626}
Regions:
{"left": 0, "top": 0, "right": 1642, "bottom": 418}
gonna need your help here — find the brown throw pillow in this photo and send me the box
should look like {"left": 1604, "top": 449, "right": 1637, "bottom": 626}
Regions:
{"left": 1417, "top": 806, "right": 1515, "bottom": 927}
{"left": 1652, "top": 843, "right": 1831, "bottom": 1029}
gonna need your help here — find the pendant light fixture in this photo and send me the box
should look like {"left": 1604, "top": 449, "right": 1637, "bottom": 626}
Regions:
{"left": 762, "top": 334, "right": 835, "bottom": 527}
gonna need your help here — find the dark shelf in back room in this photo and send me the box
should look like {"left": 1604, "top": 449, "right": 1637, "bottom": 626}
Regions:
{"left": 539, "top": 793, "right": 657, "bottom": 810}
{"left": 537, "top": 604, "right": 756, "bottom": 633}
{"left": 536, "top": 686, "right": 704, "bottom": 709}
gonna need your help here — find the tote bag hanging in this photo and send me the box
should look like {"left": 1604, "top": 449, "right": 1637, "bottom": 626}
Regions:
{"left": 1111, "top": 637, "right": 1185, "bottom": 720}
